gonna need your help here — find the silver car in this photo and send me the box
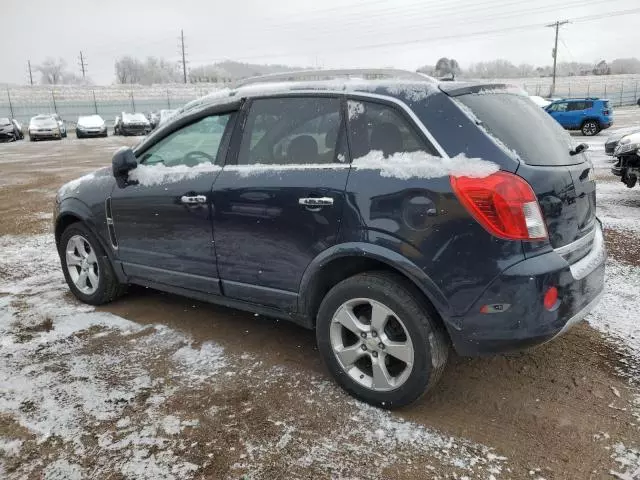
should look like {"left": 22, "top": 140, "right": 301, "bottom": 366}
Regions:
{"left": 29, "top": 115, "right": 62, "bottom": 141}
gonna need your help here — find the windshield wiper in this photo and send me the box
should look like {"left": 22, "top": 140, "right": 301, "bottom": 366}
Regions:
{"left": 570, "top": 143, "right": 589, "bottom": 156}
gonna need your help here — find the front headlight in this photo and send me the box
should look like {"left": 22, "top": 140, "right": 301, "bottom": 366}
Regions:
{"left": 615, "top": 142, "right": 640, "bottom": 155}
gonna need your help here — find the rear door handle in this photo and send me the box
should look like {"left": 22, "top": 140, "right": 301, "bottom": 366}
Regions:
{"left": 298, "top": 197, "right": 334, "bottom": 207}
{"left": 181, "top": 195, "right": 207, "bottom": 204}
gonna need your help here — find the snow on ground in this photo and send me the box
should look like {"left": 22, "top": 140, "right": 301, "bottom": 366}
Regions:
{"left": 0, "top": 233, "right": 509, "bottom": 479}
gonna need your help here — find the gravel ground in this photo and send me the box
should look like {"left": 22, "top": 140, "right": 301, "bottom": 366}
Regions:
{"left": 0, "top": 108, "right": 639, "bottom": 479}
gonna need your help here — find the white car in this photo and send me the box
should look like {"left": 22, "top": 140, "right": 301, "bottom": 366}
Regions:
{"left": 76, "top": 115, "right": 108, "bottom": 138}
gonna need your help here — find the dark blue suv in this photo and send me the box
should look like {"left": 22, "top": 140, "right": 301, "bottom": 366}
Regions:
{"left": 545, "top": 98, "right": 613, "bottom": 136}
{"left": 54, "top": 71, "right": 605, "bottom": 407}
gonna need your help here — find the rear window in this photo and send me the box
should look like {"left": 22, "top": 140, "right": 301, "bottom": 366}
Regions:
{"left": 456, "top": 93, "right": 581, "bottom": 166}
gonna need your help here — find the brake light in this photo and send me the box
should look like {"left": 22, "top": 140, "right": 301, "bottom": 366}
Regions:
{"left": 543, "top": 286, "right": 559, "bottom": 310}
{"left": 450, "top": 171, "right": 548, "bottom": 240}
{"left": 603, "top": 110, "right": 610, "bottom": 115}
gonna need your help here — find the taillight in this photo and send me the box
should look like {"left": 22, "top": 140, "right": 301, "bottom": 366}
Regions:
{"left": 450, "top": 171, "right": 548, "bottom": 241}
{"left": 603, "top": 109, "right": 610, "bottom": 115}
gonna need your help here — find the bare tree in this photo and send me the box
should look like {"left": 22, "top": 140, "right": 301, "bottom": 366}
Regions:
{"left": 36, "top": 57, "right": 67, "bottom": 85}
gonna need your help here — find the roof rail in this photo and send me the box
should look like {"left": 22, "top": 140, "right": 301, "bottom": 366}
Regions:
{"left": 234, "top": 69, "right": 437, "bottom": 87}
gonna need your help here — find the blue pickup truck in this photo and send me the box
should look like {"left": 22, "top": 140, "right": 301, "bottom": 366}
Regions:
{"left": 545, "top": 98, "right": 613, "bottom": 136}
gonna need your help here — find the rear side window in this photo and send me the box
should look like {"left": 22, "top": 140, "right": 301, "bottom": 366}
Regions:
{"left": 568, "top": 101, "right": 587, "bottom": 111}
{"left": 346, "top": 100, "right": 438, "bottom": 158}
{"left": 456, "top": 93, "right": 580, "bottom": 166}
{"left": 237, "top": 97, "right": 346, "bottom": 165}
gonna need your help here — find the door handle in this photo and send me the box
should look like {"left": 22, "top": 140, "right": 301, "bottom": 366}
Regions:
{"left": 181, "top": 195, "right": 207, "bottom": 204}
{"left": 298, "top": 197, "right": 334, "bottom": 207}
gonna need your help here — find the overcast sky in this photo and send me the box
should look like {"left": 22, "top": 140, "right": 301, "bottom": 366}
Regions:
{"left": 3, "top": 0, "right": 640, "bottom": 85}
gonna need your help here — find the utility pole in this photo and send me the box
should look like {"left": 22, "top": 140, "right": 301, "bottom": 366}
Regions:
{"left": 78, "top": 51, "right": 87, "bottom": 80}
{"left": 27, "top": 60, "right": 33, "bottom": 86}
{"left": 546, "top": 20, "right": 569, "bottom": 97}
{"left": 180, "top": 29, "right": 187, "bottom": 83}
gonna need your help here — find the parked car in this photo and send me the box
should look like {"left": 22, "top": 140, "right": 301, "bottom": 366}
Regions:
{"left": 158, "top": 109, "right": 178, "bottom": 126}
{"left": 147, "top": 111, "right": 160, "bottom": 130}
{"left": 0, "top": 117, "right": 23, "bottom": 142}
{"left": 54, "top": 73, "right": 605, "bottom": 408}
{"left": 544, "top": 98, "right": 612, "bottom": 136}
{"left": 29, "top": 115, "right": 62, "bottom": 141}
{"left": 605, "top": 128, "right": 640, "bottom": 155}
{"left": 115, "top": 112, "right": 151, "bottom": 136}
{"left": 51, "top": 113, "right": 67, "bottom": 138}
{"left": 611, "top": 132, "right": 640, "bottom": 187}
{"left": 76, "top": 115, "right": 108, "bottom": 138}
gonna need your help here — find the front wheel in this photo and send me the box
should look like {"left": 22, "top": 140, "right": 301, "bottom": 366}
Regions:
{"left": 58, "top": 222, "right": 125, "bottom": 305}
{"left": 582, "top": 120, "right": 600, "bottom": 136}
{"left": 316, "top": 272, "right": 449, "bottom": 408}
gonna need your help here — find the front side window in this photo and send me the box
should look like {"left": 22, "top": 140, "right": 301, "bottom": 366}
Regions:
{"left": 237, "top": 97, "right": 346, "bottom": 165}
{"left": 140, "top": 114, "right": 232, "bottom": 167}
{"left": 346, "top": 100, "right": 436, "bottom": 158}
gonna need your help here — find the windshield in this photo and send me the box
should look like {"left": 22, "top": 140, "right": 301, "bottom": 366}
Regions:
{"left": 31, "top": 117, "right": 57, "bottom": 127}
{"left": 123, "top": 113, "right": 147, "bottom": 123}
{"left": 456, "top": 93, "right": 580, "bottom": 166}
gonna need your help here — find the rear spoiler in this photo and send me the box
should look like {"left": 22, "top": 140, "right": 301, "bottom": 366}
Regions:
{"left": 438, "top": 82, "right": 524, "bottom": 97}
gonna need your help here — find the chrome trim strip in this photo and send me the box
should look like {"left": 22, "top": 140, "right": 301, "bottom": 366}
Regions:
{"left": 554, "top": 227, "right": 596, "bottom": 257}
{"left": 569, "top": 225, "right": 605, "bottom": 281}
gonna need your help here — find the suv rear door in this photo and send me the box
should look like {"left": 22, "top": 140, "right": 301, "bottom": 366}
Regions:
{"left": 453, "top": 92, "right": 597, "bottom": 252}
{"left": 566, "top": 100, "right": 591, "bottom": 128}
{"left": 211, "top": 95, "right": 350, "bottom": 311}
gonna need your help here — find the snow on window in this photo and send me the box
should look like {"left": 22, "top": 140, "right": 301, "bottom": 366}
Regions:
{"left": 352, "top": 150, "right": 499, "bottom": 180}
{"left": 348, "top": 101, "right": 365, "bottom": 120}
{"left": 129, "top": 162, "right": 221, "bottom": 186}
{"left": 224, "top": 163, "right": 348, "bottom": 178}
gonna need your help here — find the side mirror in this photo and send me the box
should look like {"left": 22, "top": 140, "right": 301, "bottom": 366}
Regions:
{"left": 112, "top": 147, "right": 137, "bottom": 178}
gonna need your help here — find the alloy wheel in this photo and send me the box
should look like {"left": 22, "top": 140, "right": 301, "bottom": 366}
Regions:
{"left": 65, "top": 235, "right": 100, "bottom": 295}
{"left": 329, "top": 298, "right": 414, "bottom": 392}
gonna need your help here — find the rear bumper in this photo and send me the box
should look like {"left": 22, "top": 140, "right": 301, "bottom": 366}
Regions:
{"left": 448, "top": 222, "right": 606, "bottom": 356}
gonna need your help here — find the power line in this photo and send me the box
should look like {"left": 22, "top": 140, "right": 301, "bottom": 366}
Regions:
{"left": 78, "top": 51, "right": 88, "bottom": 80}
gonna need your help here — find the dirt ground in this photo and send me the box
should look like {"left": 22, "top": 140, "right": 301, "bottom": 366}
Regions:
{"left": 0, "top": 126, "right": 639, "bottom": 479}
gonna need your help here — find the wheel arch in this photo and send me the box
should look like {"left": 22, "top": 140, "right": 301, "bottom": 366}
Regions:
{"left": 298, "top": 243, "right": 452, "bottom": 333}
{"left": 55, "top": 198, "right": 126, "bottom": 283}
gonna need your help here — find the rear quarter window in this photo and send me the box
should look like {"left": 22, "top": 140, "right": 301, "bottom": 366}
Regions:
{"left": 455, "top": 93, "right": 581, "bottom": 166}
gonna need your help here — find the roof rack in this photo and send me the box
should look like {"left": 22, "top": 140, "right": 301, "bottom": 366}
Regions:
{"left": 234, "top": 69, "right": 437, "bottom": 87}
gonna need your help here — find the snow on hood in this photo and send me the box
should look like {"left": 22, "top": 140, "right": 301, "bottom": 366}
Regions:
{"left": 122, "top": 113, "right": 149, "bottom": 124}
{"left": 128, "top": 162, "right": 221, "bottom": 187}
{"left": 57, "top": 167, "right": 111, "bottom": 198}
{"left": 618, "top": 132, "right": 640, "bottom": 146}
{"left": 77, "top": 115, "right": 105, "bottom": 128}
{"left": 352, "top": 150, "right": 499, "bottom": 180}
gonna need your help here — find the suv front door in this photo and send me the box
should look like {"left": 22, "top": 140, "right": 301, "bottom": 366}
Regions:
{"left": 546, "top": 101, "right": 570, "bottom": 127}
{"left": 211, "top": 95, "right": 350, "bottom": 311}
{"left": 111, "top": 112, "right": 235, "bottom": 294}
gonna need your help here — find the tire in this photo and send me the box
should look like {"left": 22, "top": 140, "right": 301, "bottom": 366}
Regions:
{"left": 58, "top": 222, "right": 126, "bottom": 305}
{"left": 316, "top": 271, "right": 449, "bottom": 408}
{"left": 582, "top": 120, "right": 600, "bottom": 136}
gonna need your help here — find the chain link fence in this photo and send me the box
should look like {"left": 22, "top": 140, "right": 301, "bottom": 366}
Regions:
{"left": 0, "top": 84, "right": 223, "bottom": 127}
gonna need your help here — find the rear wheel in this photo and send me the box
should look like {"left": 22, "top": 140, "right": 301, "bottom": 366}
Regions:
{"left": 316, "top": 271, "right": 448, "bottom": 408}
{"left": 582, "top": 120, "right": 600, "bottom": 136}
{"left": 58, "top": 222, "right": 125, "bottom": 305}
